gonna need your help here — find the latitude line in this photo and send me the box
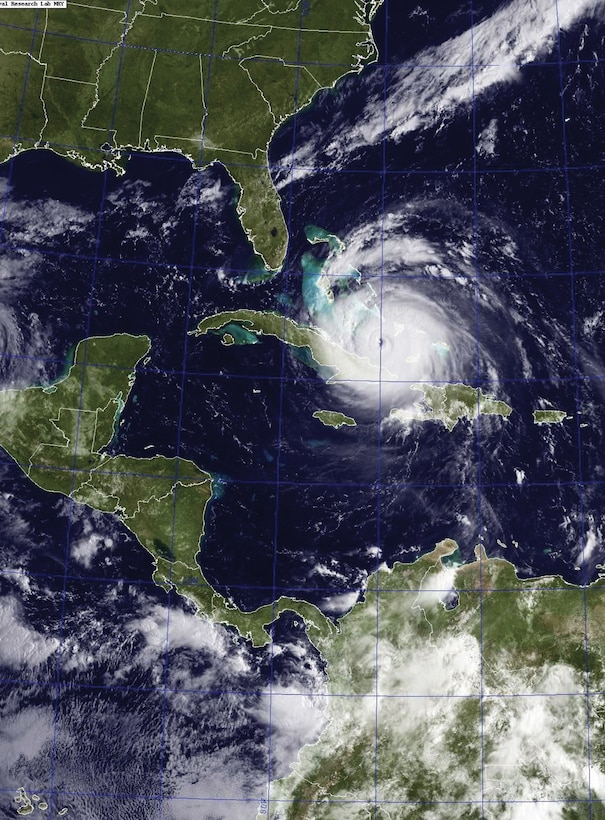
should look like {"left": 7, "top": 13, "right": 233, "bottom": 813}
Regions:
{"left": 1, "top": 16, "right": 604, "bottom": 71}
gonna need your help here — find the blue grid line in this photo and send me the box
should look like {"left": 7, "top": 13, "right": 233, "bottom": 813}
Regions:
{"left": 554, "top": 0, "right": 594, "bottom": 811}
{"left": 265, "top": 4, "right": 307, "bottom": 815}
{"left": 1, "top": 778, "right": 604, "bottom": 807}
{"left": 0, "top": 11, "right": 40, "bottom": 242}
{"left": 0, "top": 7, "right": 602, "bottom": 816}
{"left": 372, "top": 2, "right": 389, "bottom": 811}
{"left": 2, "top": 132, "right": 602, "bottom": 174}
{"left": 0, "top": 354, "right": 604, "bottom": 389}
{"left": 0, "top": 15, "right": 603, "bottom": 72}
{"left": 0, "top": 787, "right": 597, "bottom": 808}
{"left": 0, "top": 346, "right": 584, "bottom": 390}
{"left": 469, "top": 0, "right": 488, "bottom": 811}
{"left": 2, "top": 674, "right": 603, "bottom": 700}
{"left": 0, "top": 328, "right": 596, "bottom": 386}
{"left": 0, "top": 366, "right": 604, "bottom": 393}
{"left": 0, "top": 782, "right": 602, "bottom": 811}
{"left": 0, "top": 449, "right": 602, "bottom": 491}
{"left": 0, "top": 132, "right": 599, "bottom": 177}
{"left": 2, "top": 234, "right": 598, "bottom": 284}
{"left": 0, "top": 246, "right": 598, "bottom": 290}
{"left": 0, "top": 356, "right": 601, "bottom": 387}
{"left": 0, "top": 19, "right": 371, "bottom": 68}
{"left": 45, "top": 2, "right": 134, "bottom": 814}
{"left": 152, "top": 3, "right": 221, "bottom": 817}
{"left": 1, "top": 566, "right": 602, "bottom": 597}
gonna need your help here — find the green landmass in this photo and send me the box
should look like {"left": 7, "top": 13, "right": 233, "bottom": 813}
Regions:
{"left": 263, "top": 539, "right": 605, "bottom": 818}
{"left": 302, "top": 225, "right": 361, "bottom": 318}
{"left": 0, "top": 333, "right": 333, "bottom": 648}
{"left": 14, "top": 787, "right": 34, "bottom": 816}
{"left": 389, "top": 383, "right": 513, "bottom": 432}
{"left": 190, "top": 308, "right": 378, "bottom": 381}
{"left": 533, "top": 409, "right": 568, "bottom": 425}
{"left": 3, "top": 334, "right": 604, "bottom": 815}
{"left": 154, "top": 555, "right": 334, "bottom": 648}
{"left": 312, "top": 409, "right": 356, "bottom": 428}
{"left": 0, "top": 0, "right": 383, "bottom": 270}
{"left": 0, "top": 333, "right": 152, "bottom": 498}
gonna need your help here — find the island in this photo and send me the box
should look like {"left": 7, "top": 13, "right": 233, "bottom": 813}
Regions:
{"left": 389, "top": 383, "right": 513, "bottom": 431}
{"left": 312, "top": 409, "right": 356, "bottom": 428}
{"left": 260, "top": 539, "right": 605, "bottom": 818}
{"left": 190, "top": 308, "right": 379, "bottom": 381}
{"left": 14, "top": 788, "right": 54, "bottom": 816}
{"left": 533, "top": 409, "right": 568, "bottom": 424}
{"left": 0, "top": 0, "right": 384, "bottom": 270}
{"left": 305, "top": 224, "right": 346, "bottom": 255}
{"left": 0, "top": 334, "right": 333, "bottom": 648}
{"left": 1, "top": 334, "right": 603, "bottom": 815}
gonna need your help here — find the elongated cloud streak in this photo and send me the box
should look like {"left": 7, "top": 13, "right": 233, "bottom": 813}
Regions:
{"left": 279, "top": 0, "right": 603, "bottom": 181}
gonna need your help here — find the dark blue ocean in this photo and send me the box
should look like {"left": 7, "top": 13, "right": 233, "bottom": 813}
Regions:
{"left": 2, "top": 1, "right": 605, "bottom": 815}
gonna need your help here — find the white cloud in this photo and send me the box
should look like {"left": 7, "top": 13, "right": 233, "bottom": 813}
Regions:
{"left": 372, "top": 0, "right": 603, "bottom": 145}
{"left": 0, "top": 706, "right": 55, "bottom": 769}
{"left": 483, "top": 694, "right": 589, "bottom": 806}
{"left": 128, "top": 604, "right": 226, "bottom": 654}
{"left": 477, "top": 117, "right": 499, "bottom": 157}
{"left": 124, "top": 603, "right": 253, "bottom": 680}
{"left": 0, "top": 596, "right": 59, "bottom": 669}
{"left": 3, "top": 198, "right": 94, "bottom": 245}
{"left": 574, "top": 515, "right": 603, "bottom": 570}
{"left": 321, "top": 590, "right": 359, "bottom": 615}
{"left": 261, "top": 688, "right": 328, "bottom": 777}
{"left": 2, "top": 567, "right": 32, "bottom": 596}
{"left": 280, "top": 0, "right": 603, "bottom": 183}
{"left": 379, "top": 628, "right": 481, "bottom": 697}
{"left": 70, "top": 533, "right": 114, "bottom": 569}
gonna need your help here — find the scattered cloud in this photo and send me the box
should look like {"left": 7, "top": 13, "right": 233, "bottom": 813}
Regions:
{"left": 70, "top": 532, "right": 114, "bottom": 569}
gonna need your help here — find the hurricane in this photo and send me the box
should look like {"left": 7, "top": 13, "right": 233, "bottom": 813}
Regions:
{"left": 300, "top": 200, "right": 559, "bottom": 414}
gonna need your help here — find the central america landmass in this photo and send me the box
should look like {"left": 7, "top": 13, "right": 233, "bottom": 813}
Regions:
{"left": 0, "top": 332, "right": 333, "bottom": 647}
{"left": 0, "top": 329, "right": 603, "bottom": 816}
{"left": 0, "top": 315, "right": 515, "bottom": 647}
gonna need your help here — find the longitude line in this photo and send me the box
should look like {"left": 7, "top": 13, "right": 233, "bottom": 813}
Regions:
{"left": 1, "top": 4, "right": 600, "bottom": 815}
{"left": 0, "top": 11, "right": 40, "bottom": 238}
{"left": 264, "top": 2, "right": 306, "bottom": 815}
{"left": 553, "top": 0, "right": 594, "bottom": 813}
{"left": 154, "top": 2, "right": 220, "bottom": 817}
{"left": 2, "top": 231, "right": 600, "bottom": 288}
{"left": 373, "top": 1, "right": 389, "bottom": 814}
{"left": 45, "top": 1, "right": 134, "bottom": 815}
{"left": 468, "top": 0, "right": 487, "bottom": 814}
